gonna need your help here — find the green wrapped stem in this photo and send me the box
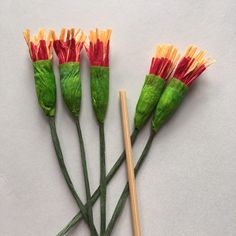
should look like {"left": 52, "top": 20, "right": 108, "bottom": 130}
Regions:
{"left": 152, "top": 78, "right": 188, "bottom": 132}
{"left": 106, "top": 131, "right": 156, "bottom": 236}
{"left": 59, "top": 62, "right": 81, "bottom": 117}
{"left": 134, "top": 74, "right": 165, "bottom": 129}
{"left": 99, "top": 123, "right": 106, "bottom": 234}
{"left": 57, "top": 129, "right": 139, "bottom": 236}
{"left": 33, "top": 60, "right": 56, "bottom": 116}
{"left": 75, "top": 118, "right": 97, "bottom": 235}
{"left": 48, "top": 117, "right": 98, "bottom": 235}
{"left": 90, "top": 66, "right": 109, "bottom": 123}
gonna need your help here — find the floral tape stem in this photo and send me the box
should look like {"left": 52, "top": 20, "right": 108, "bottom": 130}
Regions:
{"left": 75, "top": 118, "right": 97, "bottom": 236}
{"left": 48, "top": 117, "right": 98, "bottom": 236}
{"left": 57, "top": 129, "right": 139, "bottom": 236}
{"left": 105, "top": 131, "right": 156, "bottom": 236}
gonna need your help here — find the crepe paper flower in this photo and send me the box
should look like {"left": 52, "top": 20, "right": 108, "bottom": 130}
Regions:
{"left": 52, "top": 28, "right": 85, "bottom": 117}
{"left": 152, "top": 46, "right": 215, "bottom": 132}
{"left": 52, "top": 28, "right": 98, "bottom": 235}
{"left": 85, "top": 28, "right": 111, "bottom": 235}
{"left": 57, "top": 44, "right": 178, "bottom": 236}
{"left": 86, "top": 28, "right": 112, "bottom": 123}
{"left": 23, "top": 28, "right": 98, "bottom": 236}
{"left": 134, "top": 44, "right": 180, "bottom": 130}
{"left": 105, "top": 47, "right": 214, "bottom": 236}
{"left": 23, "top": 28, "right": 56, "bottom": 117}
{"left": 58, "top": 46, "right": 214, "bottom": 236}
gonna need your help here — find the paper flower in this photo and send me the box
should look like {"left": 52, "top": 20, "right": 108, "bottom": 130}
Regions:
{"left": 53, "top": 28, "right": 99, "bottom": 235}
{"left": 23, "top": 28, "right": 56, "bottom": 117}
{"left": 52, "top": 28, "right": 85, "bottom": 117}
{"left": 57, "top": 45, "right": 214, "bottom": 236}
{"left": 134, "top": 45, "right": 180, "bottom": 129}
{"left": 152, "top": 45, "right": 214, "bottom": 132}
{"left": 86, "top": 28, "right": 112, "bottom": 234}
{"left": 86, "top": 29, "right": 112, "bottom": 123}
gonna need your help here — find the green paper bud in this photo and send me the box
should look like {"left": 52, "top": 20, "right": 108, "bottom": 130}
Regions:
{"left": 90, "top": 66, "right": 109, "bottom": 123}
{"left": 33, "top": 60, "right": 56, "bottom": 117}
{"left": 152, "top": 78, "right": 188, "bottom": 132}
{"left": 59, "top": 62, "right": 81, "bottom": 117}
{"left": 134, "top": 74, "right": 165, "bottom": 130}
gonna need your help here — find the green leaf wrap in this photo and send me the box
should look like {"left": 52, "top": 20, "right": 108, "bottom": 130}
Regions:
{"left": 90, "top": 66, "right": 109, "bottom": 123}
{"left": 32, "top": 60, "right": 56, "bottom": 117}
{"left": 59, "top": 62, "right": 81, "bottom": 117}
{"left": 134, "top": 74, "right": 165, "bottom": 129}
{"left": 152, "top": 78, "right": 188, "bottom": 132}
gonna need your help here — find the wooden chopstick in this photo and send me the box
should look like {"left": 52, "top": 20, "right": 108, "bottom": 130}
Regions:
{"left": 119, "top": 90, "right": 141, "bottom": 236}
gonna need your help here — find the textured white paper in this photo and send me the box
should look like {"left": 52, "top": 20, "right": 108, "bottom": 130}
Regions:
{"left": 0, "top": 0, "right": 236, "bottom": 235}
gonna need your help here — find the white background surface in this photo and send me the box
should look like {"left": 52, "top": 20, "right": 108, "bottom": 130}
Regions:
{"left": 0, "top": 0, "right": 236, "bottom": 235}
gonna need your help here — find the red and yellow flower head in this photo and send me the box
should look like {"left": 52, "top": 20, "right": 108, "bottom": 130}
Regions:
{"left": 149, "top": 44, "right": 180, "bottom": 80}
{"left": 86, "top": 29, "right": 112, "bottom": 67}
{"left": 134, "top": 44, "right": 180, "bottom": 129}
{"left": 23, "top": 28, "right": 56, "bottom": 117}
{"left": 152, "top": 46, "right": 214, "bottom": 132}
{"left": 173, "top": 45, "right": 214, "bottom": 86}
{"left": 86, "top": 29, "right": 112, "bottom": 123}
{"left": 23, "top": 28, "right": 53, "bottom": 62}
{"left": 52, "top": 28, "right": 85, "bottom": 64}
